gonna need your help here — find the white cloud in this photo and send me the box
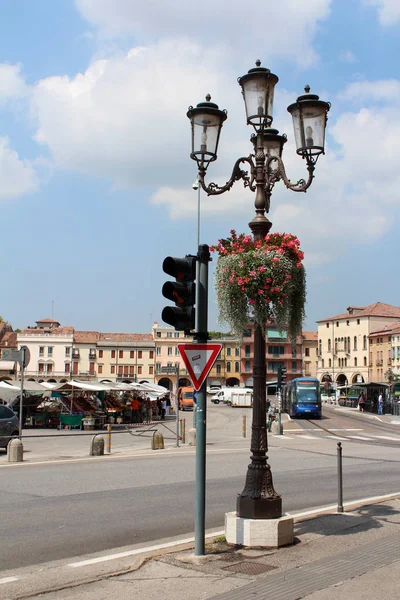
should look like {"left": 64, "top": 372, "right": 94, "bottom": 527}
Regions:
{"left": 0, "top": 63, "right": 27, "bottom": 105}
{"left": 339, "top": 50, "right": 358, "bottom": 63}
{"left": 75, "top": 0, "right": 332, "bottom": 67}
{"left": 339, "top": 79, "right": 400, "bottom": 103}
{"left": 364, "top": 0, "right": 400, "bottom": 25}
{"left": 0, "top": 137, "right": 39, "bottom": 200}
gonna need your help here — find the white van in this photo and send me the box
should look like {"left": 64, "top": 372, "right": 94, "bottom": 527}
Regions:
{"left": 228, "top": 390, "right": 253, "bottom": 407}
{"left": 211, "top": 388, "right": 252, "bottom": 405}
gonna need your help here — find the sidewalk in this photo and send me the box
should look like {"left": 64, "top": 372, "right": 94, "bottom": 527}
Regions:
{"left": 2, "top": 496, "right": 400, "bottom": 599}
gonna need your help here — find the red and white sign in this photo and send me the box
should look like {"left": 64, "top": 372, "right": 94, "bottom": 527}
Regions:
{"left": 178, "top": 343, "right": 222, "bottom": 391}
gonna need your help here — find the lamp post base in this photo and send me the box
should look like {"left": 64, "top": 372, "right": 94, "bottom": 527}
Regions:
{"left": 225, "top": 511, "right": 293, "bottom": 548}
{"left": 237, "top": 495, "right": 282, "bottom": 520}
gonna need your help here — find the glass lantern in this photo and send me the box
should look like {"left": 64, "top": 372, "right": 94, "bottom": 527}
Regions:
{"left": 238, "top": 60, "right": 279, "bottom": 132}
{"left": 187, "top": 95, "right": 227, "bottom": 169}
{"left": 287, "top": 86, "right": 330, "bottom": 157}
{"left": 258, "top": 128, "right": 287, "bottom": 172}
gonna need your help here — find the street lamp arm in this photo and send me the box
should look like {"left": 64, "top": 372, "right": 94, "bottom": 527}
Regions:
{"left": 266, "top": 155, "right": 316, "bottom": 192}
{"left": 199, "top": 156, "right": 255, "bottom": 196}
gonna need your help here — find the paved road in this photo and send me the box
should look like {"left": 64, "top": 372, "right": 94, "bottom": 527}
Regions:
{"left": 1, "top": 403, "right": 400, "bottom": 572}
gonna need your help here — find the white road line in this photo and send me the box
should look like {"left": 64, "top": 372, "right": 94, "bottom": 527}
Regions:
{"left": 272, "top": 435, "right": 293, "bottom": 439}
{"left": 0, "top": 576, "right": 20, "bottom": 585}
{"left": 299, "top": 435, "right": 318, "bottom": 440}
{"left": 326, "top": 435, "right": 348, "bottom": 441}
{"left": 373, "top": 435, "right": 400, "bottom": 441}
{"left": 68, "top": 531, "right": 223, "bottom": 568}
{"left": 348, "top": 435, "right": 374, "bottom": 441}
{"left": 326, "top": 428, "right": 364, "bottom": 432}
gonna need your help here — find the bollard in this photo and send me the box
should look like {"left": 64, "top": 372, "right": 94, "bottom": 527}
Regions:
{"left": 106, "top": 424, "right": 112, "bottom": 454}
{"left": 90, "top": 435, "right": 105, "bottom": 456}
{"left": 180, "top": 418, "right": 186, "bottom": 444}
{"left": 337, "top": 442, "right": 343, "bottom": 512}
{"left": 8, "top": 438, "right": 23, "bottom": 462}
{"left": 151, "top": 431, "right": 164, "bottom": 450}
{"left": 242, "top": 414, "right": 246, "bottom": 438}
{"left": 188, "top": 427, "right": 196, "bottom": 446}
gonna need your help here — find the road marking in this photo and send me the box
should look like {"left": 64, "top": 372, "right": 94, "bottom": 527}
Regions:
{"left": 347, "top": 435, "right": 374, "bottom": 441}
{"left": 326, "top": 435, "right": 348, "bottom": 440}
{"left": 0, "top": 576, "right": 20, "bottom": 585}
{"left": 68, "top": 531, "right": 224, "bottom": 568}
{"left": 373, "top": 435, "right": 400, "bottom": 441}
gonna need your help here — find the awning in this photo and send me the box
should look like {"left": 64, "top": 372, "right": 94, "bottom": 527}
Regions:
{"left": 0, "top": 361, "right": 15, "bottom": 371}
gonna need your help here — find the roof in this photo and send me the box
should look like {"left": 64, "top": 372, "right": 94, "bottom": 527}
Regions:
{"left": 318, "top": 302, "right": 400, "bottom": 323}
{"left": 0, "top": 332, "right": 17, "bottom": 347}
{"left": 74, "top": 331, "right": 100, "bottom": 344}
{"left": 73, "top": 331, "right": 154, "bottom": 344}
{"left": 302, "top": 331, "right": 318, "bottom": 341}
{"left": 36, "top": 318, "right": 60, "bottom": 324}
{"left": 20, "top": 326, "right": 74, "bottom": 335}
{"left": 99, "top": 333, "right": 153, "bottom": 342}
{"left": 369, "top": 321, "right": 400, "bottom": 337}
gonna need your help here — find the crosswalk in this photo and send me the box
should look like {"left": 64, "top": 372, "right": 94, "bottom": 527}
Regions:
{"left": 272, "top": 429, "right": 400, "bottom": 443}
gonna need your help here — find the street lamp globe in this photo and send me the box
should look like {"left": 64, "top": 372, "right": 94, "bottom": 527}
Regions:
{"left": 187, "top": 95, "right": 227, "bottom": 170}
{"left": 287, "top": 85, "right": 330, "bottom": 158}
{"left": 257, "top": 128, "right": 287, "bottom": 173}
{"left": 238, "top": 60, "right": 279, "bottom": 132}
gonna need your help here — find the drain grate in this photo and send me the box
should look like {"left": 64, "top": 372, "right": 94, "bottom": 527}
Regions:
{"left": 222, "top": 561, "right": 277, "bottom": 575}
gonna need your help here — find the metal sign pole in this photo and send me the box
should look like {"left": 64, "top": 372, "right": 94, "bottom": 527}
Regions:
{"left": 176, "top": 363, "right": 180, "bottom": 447}
{"left": 194, "top": 244, "right": 210, "bottom": 556}
{"left": 19, "top": 347, "right": 25, "bottom": 438}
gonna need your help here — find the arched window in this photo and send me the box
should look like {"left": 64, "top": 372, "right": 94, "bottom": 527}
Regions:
{"left": 328, "top": 339, "right": 331, "bottom": 352}
{"left": 354, "top": 336, "right": 357, "bottom": 351}
{"left": 329, "top": 358, "right": 331, "bottom": 367}
{"left": 226, "top": 362, "right": 231, "bottom": 373}
{"left": 363, "top": 335, "right": 367, "bottom": 350}
{"left": 234, "top": 361, "right": 240, "bottom": 373}
{"left": 345, "top": 358, "right": 347, "bottom": 367}
{"left": 335, "top": 338, "right": 338, "bottom": 353}
{"left": 348, "top": 337, "right": 351, "bottom": 352}
{"left": 364, "top": 357, "right": 367, "bottom": 366}
{"left": 319, "top": 340, "right": 322, "bottom": 355}
{"left": 354, "top": 357, "right": 357, "bottom": 367}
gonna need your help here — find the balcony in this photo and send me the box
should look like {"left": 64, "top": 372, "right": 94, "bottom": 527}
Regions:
{"left": 117, "top": 374, "right": 136, "bottom": 381}
{"left": 89, "top": 352, "right": 96, "bottom": 360}
{"left": 72, "top": 352, "right": 80, "bottom": 359}
{"left": 376, "top": 360, "right": 383, "bottom": 366}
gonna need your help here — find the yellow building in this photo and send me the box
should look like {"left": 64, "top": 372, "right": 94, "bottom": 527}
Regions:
{"left": 317, "top": 302, "right": 400, "bottom": 386}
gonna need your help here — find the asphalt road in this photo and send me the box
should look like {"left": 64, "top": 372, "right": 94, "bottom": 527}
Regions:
{"left": 1, "top": 403, "right": 400, "bottom": 572}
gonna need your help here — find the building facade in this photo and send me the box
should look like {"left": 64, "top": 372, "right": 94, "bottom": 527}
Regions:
{"left": 301, "top": 331, "right": 318, "bottom": 378}
{"left": 317, "top": 303, "right": 400, "bottom": 386}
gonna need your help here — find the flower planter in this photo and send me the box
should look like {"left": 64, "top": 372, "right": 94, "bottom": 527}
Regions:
{"left": 211, "top": 230, "right": 306, "bottom": 341}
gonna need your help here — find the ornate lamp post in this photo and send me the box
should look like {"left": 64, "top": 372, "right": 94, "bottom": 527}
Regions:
{"left": 188, "top": 60, "right": 330, "bottom": 520}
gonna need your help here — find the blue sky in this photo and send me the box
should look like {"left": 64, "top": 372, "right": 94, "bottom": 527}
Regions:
{"left": 0, "top": 0, "right": 399, "bottom": 333}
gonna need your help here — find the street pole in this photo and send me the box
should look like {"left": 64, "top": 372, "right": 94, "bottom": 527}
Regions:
{"left": 236, "top": 173, "right": 282, "bottom": 520}
{"left": 194, "top": 243, "right": 210, "bottom": 556}
{"left": 19, "top": 347, "right": 25, "bottom": 438}
{"left": 176, "top": 363, "right": 180, "bottom": 447}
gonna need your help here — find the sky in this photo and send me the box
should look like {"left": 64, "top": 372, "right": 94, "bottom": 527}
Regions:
{"left": 0, "top": 0, "right": 399, "bottom": 334}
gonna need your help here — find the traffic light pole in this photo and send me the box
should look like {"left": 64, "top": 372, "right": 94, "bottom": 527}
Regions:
{"left": 194, "top": 244, "right": 210, "bottom": 556}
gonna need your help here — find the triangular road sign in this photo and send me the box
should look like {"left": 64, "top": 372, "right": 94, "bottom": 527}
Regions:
{"left": 178, "top": 343, "right": 222, "bottom": 391}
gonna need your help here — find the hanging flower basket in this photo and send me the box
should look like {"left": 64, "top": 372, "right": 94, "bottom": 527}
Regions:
{"left": 210, "top": 230, "right": 306, "bottom": 342}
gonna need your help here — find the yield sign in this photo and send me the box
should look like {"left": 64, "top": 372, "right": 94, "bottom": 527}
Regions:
{"left": 178, "top": 343, "right": 222, "bottom": 391}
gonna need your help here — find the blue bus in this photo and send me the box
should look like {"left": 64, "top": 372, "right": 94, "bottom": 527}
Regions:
{"left": 282, "top": 377, "right": 322, "bottom": 418}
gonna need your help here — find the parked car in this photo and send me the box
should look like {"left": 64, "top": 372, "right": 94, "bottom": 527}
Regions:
{"left": 0, "top": 404, "right": 19, "bottom": 449}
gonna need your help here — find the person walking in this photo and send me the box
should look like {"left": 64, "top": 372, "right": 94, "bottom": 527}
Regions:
{"left": 161, "top": 399, "right": 166, "bottom": 420}
{"left": 358, "top": 391, "right": 366, "bottom": 413}
{"left": 378, "top": 392, "right": 383, "bottom": 415}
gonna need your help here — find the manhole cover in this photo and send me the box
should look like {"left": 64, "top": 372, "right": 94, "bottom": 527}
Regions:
{"left": 222, "top": 561, "right": 276, "bottom": 575}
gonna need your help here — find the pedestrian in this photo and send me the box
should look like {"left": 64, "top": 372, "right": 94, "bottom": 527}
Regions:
{"left": 165, "top": 395, "right": 171, "bottom": 416}
{"left": 146, "top": 397, "right": 152, "bottom": 423}
{"left": 358, "top": 391, "right": 365, "bottom": 413}
{"left": 161, "top": 399, "right": 166, "bottom": 420}
{"left": 378, "top": 392, "right": 383, "bottom": 415}
{"left": 131, "top": 397, "right": 140, "bottom": 424}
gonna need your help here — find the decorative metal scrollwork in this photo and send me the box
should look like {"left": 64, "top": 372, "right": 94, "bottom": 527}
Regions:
{"left": 199, "top": 156, "right": 255, "bottom": 195}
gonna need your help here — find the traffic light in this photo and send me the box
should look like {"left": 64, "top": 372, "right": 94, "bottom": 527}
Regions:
{"left": 162, "top": 255, "right": 196, "bottom": 332}
{"left": 277, "top": 366, "right": 287, "bottom": 389}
